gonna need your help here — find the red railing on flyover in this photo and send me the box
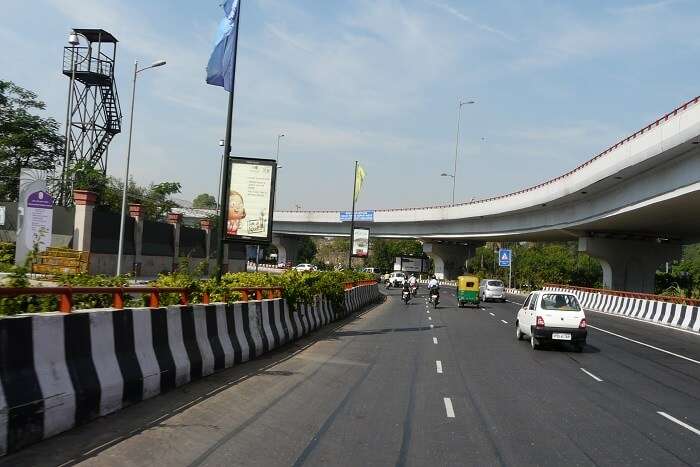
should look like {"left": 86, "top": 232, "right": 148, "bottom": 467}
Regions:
{"left": 0, "top": 286, "right": 284, "bottom": 313}
{"left": 543, "top": 283, "right": 700, "bottom": 307}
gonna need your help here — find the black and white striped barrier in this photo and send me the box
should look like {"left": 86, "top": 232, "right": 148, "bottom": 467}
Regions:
{"left": 544, "top": 286, "right": 700, "bottom": 333}
{"left": 0, "top": 283, "right": 380, "bottom": 456}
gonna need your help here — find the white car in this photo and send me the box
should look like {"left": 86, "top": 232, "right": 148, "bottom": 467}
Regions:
{"left": 480, "top": 279, "right": 505, "bottom": 302}
{"left": 293, "top": 263, "right": 317, "bottom": 272}
{"left": 515, "top": 291, "right": 587, "bottom": 351}
{"left": 387, "top": 271, "right": 407, "bottom": 287}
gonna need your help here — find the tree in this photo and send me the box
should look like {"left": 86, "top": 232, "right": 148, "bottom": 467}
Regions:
{"left": 297, "top": 236, "right": 318, "bottom": 263}
{"left": 0, "top": 80, "right": 64, "bottom": 201}
{"left": 368, "top": 239, "right": 424, "bottom": 272}
{"left": 192, "top": 193, "right": 217, "bottom": 209}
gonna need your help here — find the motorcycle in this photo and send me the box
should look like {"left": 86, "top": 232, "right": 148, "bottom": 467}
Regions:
{"left": 402, "top": 289, "right": 411, "bottom": 305}
{"left": 429, "top": 287, "right": 440, "bottom": 309}
{"left": 410, "top": 283, "right": 418, "bottom": 298}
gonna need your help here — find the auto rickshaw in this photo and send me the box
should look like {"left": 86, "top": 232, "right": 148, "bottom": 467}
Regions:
{"left": 457, "top": 275, "right": 480, "bottom": 308}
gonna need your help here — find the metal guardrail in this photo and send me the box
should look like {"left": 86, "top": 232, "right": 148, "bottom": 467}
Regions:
{"left": 0, "top": 286, "right": 284, "bottom": 313}
{"left": 544, "top": 283, "right": 700, "bottom": 307}
{"left": 343, "top": 280, "right": 379, "bottom": 290}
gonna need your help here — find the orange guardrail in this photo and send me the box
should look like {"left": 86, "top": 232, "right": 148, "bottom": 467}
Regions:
{"left": 0, "top": 286, "right": 284, "bottom": 313}
{"left": 543, "top": 283, "right": 700, "bottom": 307}
{"left": 343, "top": 280, "right": 379, "bottom": 290}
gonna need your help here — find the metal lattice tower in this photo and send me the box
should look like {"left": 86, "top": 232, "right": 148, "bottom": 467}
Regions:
{"left": 61, "top": 29, "right": 122, "bottom": 182}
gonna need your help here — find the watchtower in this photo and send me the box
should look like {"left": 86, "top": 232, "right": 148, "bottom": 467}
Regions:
{"left": 61, "top": 29, "right": 122, "bottom": 185}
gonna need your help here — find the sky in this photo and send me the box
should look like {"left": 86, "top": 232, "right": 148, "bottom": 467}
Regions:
{"left": 2, "top": 0, "right": 700, "bottom": 211}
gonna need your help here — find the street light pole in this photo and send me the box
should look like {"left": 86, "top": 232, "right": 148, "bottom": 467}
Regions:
{"left": 276, "top": 133, "right": 285, "bottom": 162}
{"left": 451, "top": 98, "right": 475, "bottom": 206}
{"left": 116, "top": 59, "right": 166, "bottom": 276}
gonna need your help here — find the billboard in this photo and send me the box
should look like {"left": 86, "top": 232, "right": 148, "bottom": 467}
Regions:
{"left": 224, "top": 157, "right": 276, "bottom": 244}
{"left": 15, "top": 169, "right": 53, "bottom": 265}
{"left": 352, "top": 227, "right": 369, "bottom": 257}
{"left": 393, "top": 256, "right": 429, "bottom": 273}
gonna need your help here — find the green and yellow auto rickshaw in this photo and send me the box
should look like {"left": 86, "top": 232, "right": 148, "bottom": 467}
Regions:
{"left": 457, "top": 275, "right": 480, "bottom": 308}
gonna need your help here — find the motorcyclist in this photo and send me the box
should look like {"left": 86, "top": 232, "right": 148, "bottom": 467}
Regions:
{"left": 401, "top": 280, "right": 411, "bottom": 302}
{"left": 408, "top": 274, "right": 418, "bottom": 295}
{"left": 428, "top": 275, "right": 440, "bottom": 301}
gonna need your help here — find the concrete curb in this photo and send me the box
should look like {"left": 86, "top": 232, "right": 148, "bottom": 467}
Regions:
{"left": 544, "top": 286, "right": 700, "bottom": 334}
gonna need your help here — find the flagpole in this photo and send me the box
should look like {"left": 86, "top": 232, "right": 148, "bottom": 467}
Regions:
{"left": 348, "top": 160, "right": 358, "bottom": 270}
{"left": 216, "top": 2, "right": 242, "bottom": 281}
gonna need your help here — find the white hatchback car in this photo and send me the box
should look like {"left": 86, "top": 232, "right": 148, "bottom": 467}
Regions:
{"left": 387, "top": 271, "right": 407, "bottom": 287}
{"left": 480, "top": 279, "right": 505, "bottom": 302}
{"left": 293, "top": 263, "right": 317, "bottom": 272}
{"left": 515, "top": 291, "right": 587, "bottom": 351}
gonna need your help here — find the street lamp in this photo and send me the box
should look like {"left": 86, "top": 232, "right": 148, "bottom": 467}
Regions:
{"left": 116, "top": 59, "right": 167, "bottom": 276}
{"left": 451, "top": 98, "right": 476, "bottom": 205}
{"left": 274, "top": 133, "right": 285, "bottom": 208}
{"left": 276, "top": 133, "right": 285, "bottom": 162}
{"left": 61, "top": 30, "right": 88, "bottom": 205}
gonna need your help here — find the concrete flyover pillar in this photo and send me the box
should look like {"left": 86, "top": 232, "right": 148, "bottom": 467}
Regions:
{"left": 578, "top": 237, "right": 681, "bottom": 293}
{"left": 272, "top": 234, "right": 300, "bottom": 265}
{"left": 72, "top": 190, "right": 96, "bottom": 252}
{"left": 167, "top": 212, "right": 183, "bottom": 266}
{"left": 422, "top": 242, "right": 480, "bottom": 280}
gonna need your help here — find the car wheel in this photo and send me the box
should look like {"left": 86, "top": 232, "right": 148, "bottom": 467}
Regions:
{"left": 530, "top": 334, "right": 540, "bottom": 350}
{"left": 515, "top": 322, "right": 523, "bottom": 341}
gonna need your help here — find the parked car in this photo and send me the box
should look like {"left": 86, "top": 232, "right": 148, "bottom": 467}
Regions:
{"left": 294, "top": 263, "right": 317, "bottom": 272}
{"left": 480, "top": 279, "right": 505, "bottom": 302}
{"left": 515, "top": 291, "right": 587, "bottom": 351}
{"left": 387, "top": 271, "right": 407, "bottom": 287}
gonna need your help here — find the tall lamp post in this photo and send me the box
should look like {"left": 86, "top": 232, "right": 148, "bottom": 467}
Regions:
{"left": 115, "top": 59, "right": 167, "bottom": 276}
{"left": 440, "top": 172, "right": 455, "bottom": 205}
{"left": 451, "top": 98, "right": 475, "bottom": 206}
{"left": 61, "top": 30, "right": 85, "bottom": 205}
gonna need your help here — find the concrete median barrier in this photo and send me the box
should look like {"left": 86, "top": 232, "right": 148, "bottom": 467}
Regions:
{"left": 0, "top": 283, "right": 380, "bottom": 456}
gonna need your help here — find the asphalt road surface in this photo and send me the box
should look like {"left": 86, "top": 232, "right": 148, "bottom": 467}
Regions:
{"left": 3, "top": 287, "right": 700, "bottom": 466}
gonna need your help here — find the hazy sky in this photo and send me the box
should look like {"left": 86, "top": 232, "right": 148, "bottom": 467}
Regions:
{"left": 2, "top": 0, "right": 699, "bottom": 210}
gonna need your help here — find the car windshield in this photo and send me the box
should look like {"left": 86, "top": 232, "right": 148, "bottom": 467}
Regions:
{"left": 487, "top": 280, "right": 503, "bottom": 287}
{"left": 540, "top": 294, "right": 581, "bottom": 311}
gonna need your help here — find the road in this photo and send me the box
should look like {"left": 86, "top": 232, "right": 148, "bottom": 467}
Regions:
{"left": 3, "top": 288, "right": 700, "bottom": 466}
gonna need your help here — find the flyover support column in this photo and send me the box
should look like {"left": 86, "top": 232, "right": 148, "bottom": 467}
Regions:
{"left": 272, "top": 235, "right": 301, "bottom": 266}
{"left": 578, "top": 237, "right": 681, "bottom": 293}
{"left": 423, "top": 242, "right": 481, "bottom": 280}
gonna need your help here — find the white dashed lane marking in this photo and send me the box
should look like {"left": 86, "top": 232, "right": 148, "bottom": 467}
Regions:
{"left": 443, "top": 398, "right": 455, "bottom": 418}
{"left": 657, "top": 411, "right": 700, "bottom": 436}
{"left": 436, "top": 360, "right": 443, "bottom": 374}
{"left": 580, "top": 368, "right": 603, "bottom": 382}
{"left": 489, "top": 312, "right": 495, "bottom": 317}
{"left": 501, "top": 319, "right": 508, "bottom": 324}
{"left": 433, "top": 337, "right": 438, "bottom": 344}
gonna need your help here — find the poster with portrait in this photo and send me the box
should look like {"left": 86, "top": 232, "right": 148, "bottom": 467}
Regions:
{"left": 352, "top": 227, "right": 370, "bottom": 257}
{"left": 224, "top": 156, "right": 276, "bottom": 244}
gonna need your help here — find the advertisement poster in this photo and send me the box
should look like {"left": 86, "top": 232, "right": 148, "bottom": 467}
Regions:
{"left": 225, "top": 157, "right": 276, "bottom": 243}
{"left": 351, "top": 227, "right": 370, "bottom": 257}
{"left": 394, "top": 257, "right": 429, "bottom": 273}
{"left": 15, "top": 168, "right": 53, "bottom": 265}
{"left": 340, "top": 210, "right": 374, "bottom": 222}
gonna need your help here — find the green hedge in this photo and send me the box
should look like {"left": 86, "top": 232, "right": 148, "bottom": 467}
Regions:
{"left": 0, "top": 267, "right": 376, "bottom": 316}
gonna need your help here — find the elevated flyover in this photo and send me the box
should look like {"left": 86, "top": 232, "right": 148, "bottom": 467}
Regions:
{"left": 273, "top": 96, "right": 700, "bottom": 291}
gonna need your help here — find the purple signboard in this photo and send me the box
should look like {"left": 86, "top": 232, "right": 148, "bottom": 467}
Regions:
{"left": 27, "top": 191, "right": 54, "bottom": 209}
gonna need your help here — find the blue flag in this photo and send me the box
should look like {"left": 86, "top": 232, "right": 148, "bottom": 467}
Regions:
{"left": 206, "top": 0, "right": 240, "bottom": 92}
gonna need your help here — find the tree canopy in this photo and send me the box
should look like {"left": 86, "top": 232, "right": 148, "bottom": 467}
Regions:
{"left": 192, "top": 193, "right": 217, "bottom": 209}
{"left": 0, "top": 80, "right": 63, "bottom": 201}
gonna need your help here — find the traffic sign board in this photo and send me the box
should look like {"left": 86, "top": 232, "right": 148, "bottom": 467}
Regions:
{"left": 499, "top": 249, "right": 511, "bottom": 267}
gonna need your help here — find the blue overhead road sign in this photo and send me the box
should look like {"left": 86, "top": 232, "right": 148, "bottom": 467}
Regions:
{"left": 499, "top": 249, "right": 511, "bottom": 267}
